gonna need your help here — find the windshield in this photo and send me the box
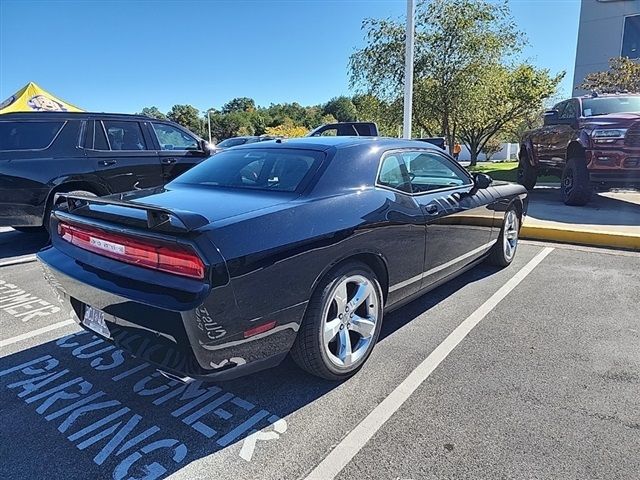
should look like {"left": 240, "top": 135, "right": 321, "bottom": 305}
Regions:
{"left": 171, "top": 148, "right": 324, "bottom": 192}
{"left": 216, "top": 137, "right": 249, "bottom": 148}
{"left": 581, "top": 96, "right": 640, "bottom": 117}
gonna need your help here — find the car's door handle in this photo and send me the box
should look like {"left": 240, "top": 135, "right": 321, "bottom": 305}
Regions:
{"left": 99, "top": 159, "right": 117, "bottom": 166}
{"left": 423, "top": 204, "right": 438, "bottom": 215}
{"left": 162, "top": 158, "right": 177, "bottom": 165}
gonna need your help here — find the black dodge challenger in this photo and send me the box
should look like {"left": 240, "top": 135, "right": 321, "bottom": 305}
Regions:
{"left": 38, "top": 137, "right": 527, "bottom": 381}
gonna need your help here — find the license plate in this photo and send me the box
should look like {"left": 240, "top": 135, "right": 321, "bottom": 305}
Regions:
{"left": 83, "top": 306, "right": 111, "bottom": 338}
{"left": 89, "top": 236, "right": 125, "bottom": 255}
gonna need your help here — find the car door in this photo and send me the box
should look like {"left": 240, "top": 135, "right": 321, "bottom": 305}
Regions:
{"left": 86, "top": 119, "right": 162, "bottom": 193}
{"left": 149, "top": 121, "right": 209, "bottom": 181}
{"left": 376, "top": 153, "right": 429, "bottom": 302}
{"left": 538, "top": 100, "right": 570, "bottom": 166}
{"left": 401, "top": 149, "right": 495, "bottom": 287}
{"left": 548, "top": 99, "right": 578, "bottom": 166}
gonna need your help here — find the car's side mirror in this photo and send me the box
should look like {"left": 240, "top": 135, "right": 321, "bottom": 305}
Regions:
{"left": 473, "top": 172, "right": 493, "bottom": 189}
{"left": 543, "top": 110, "right": 559, "bottom": 126}
{"left": 199, "top": 139, "right": 215, "bottom": 154}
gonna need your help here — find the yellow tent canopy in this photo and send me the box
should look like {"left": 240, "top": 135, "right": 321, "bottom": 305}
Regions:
{"left": 0, "top": 82, "right": 83, "bottom": 114}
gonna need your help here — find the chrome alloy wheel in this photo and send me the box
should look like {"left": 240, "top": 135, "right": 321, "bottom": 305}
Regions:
{"left": 503, "top": 210, "right": 519, "bottom": 261}
{"left": 322, "top": 275, "right": 380, "bottom": 368}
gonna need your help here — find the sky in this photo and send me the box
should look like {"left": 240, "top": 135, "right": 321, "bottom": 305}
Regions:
{"left": 0, "top": 0, "right": 581, "bottom": 114}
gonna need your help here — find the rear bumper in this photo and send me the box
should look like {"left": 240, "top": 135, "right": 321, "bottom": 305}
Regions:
{"left": 37, "top": 246, "right": 304, "bottom": 381}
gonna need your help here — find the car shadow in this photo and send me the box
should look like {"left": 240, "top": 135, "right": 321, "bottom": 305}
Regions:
{"left": 526, "top": 187, "right": 640, "bottom": 227}
{"left": 0, "top": 261, "right": 500, "bottom": 479}
{"left": 0, "top": 227, "right": 50, "bottom": 260}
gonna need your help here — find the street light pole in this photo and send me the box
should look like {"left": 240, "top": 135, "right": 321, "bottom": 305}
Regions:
{"left": 403, "top": 0, "right": 415, "bottom": 139}
{"left": 207, "top": 110, "right": 213, "bottom": 144}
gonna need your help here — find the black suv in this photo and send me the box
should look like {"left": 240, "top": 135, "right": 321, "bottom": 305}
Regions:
{"left": 0, "top": 112, "right": 212, "bottom": 230}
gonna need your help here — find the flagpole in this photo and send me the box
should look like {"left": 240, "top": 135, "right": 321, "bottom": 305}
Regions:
{"left": 403, "top": 0, "right": 415, "bottom": 139}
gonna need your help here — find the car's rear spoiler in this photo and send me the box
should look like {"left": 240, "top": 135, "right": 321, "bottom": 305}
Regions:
{"left": 53, "top": 193, "right": 210, "bottom": 232}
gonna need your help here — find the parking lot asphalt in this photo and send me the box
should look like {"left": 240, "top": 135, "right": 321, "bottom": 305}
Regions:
{"left": 1, "top": 230, "right": 639, "bottom": 480}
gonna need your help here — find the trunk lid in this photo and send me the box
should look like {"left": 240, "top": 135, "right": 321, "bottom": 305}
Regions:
{"left": 118, "top": 185, "right": 296, "bottom": 225}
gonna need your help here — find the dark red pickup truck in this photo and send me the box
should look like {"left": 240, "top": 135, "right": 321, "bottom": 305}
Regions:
{"left": 519, "top": 93, "right": 640, "bottom": 205}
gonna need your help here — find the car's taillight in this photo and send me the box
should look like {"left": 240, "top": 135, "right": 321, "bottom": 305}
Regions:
{"left": 57, "top": 222, "right": 205, "bottom": 279}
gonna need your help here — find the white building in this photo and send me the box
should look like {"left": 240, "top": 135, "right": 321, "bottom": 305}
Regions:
{"left": 573, "top": 0, "right": 639, "bottom": 93}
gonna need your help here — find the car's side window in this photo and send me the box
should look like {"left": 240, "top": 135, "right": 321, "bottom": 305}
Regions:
{"left": 94, "top": 121, "right": 110, "bottom": 150}
{"left": 103, "top": 121, "right": 147, "bottom": 151}
{"left": 553, "top": 101, "right": 567, "bottom": 118}
{"left": 152, "top": 122, "right": 199, "bottom": 151}
{"left": 402, "top": 151, "right": 471, "bottom": 193}
{"left": 560, "top": 100, "right": 577, "bottom": 120}
{"left": 318, "top": 128, "right": 338, "bottom": 137}
{"left": 377, "top": 154, "right": 412, "bottom": 193}
{"left": 0, "top": 121, "right": 65, "bottom": 151}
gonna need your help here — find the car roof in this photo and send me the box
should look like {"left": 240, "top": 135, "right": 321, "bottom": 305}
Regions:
{"left": 575, "top": 93, "right": 640, "bottom": 100}
{"left": 233, "top": 136, "right": 445, "bottom": 152}
{"left": 0, "top": 111, "right": 157, "bottom": 121}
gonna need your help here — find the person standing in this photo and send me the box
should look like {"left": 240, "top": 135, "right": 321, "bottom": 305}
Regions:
{"left": 453, "top": 142, "right": 462, "bottom": 161}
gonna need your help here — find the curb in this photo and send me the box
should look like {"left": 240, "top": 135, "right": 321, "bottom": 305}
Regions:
{"left": 520, "top": 225, "right": 640, "bottom": 251}
{"left": 0, "top": 254, "right": 38, "bottom": 268}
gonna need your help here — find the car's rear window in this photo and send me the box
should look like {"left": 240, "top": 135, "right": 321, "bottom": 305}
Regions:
{"left": 171, "top": 148, "right": 324, "bottom": 192}
{"left": 0, "top": 121, "right": 65, "bottom": 150}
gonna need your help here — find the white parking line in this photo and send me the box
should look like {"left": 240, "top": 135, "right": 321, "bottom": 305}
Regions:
{"left": 0, "top": 254, "right": 38, "bottom": 268}
{"left": 0, "top": 319, "right": 77, "bottom": 349}
{"left": 305, "top": 246, "right": 554, "bottom": 480}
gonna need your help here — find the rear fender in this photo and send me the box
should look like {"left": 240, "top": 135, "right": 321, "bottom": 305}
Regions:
{"left": 308, "top": 249, "right": 389, "bottom": 301}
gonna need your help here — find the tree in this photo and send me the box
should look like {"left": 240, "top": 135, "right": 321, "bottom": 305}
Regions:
{"left": 209, "top": 111, "right": 255, "bottom": 141}
{"left": 349, "top": 0, "right": 525, "bottom": 150}
{"left": 323, "top": 96, "right": 358, "bottom": 122}
{"left": 167, "top": 104, "right": 203, "bottom": 136}
{"left": 458, "top": 64, "right": 563, "bottom": 165}
{"left": 503, "top": 107, "right": 544, "bottom": 143}
{"left": 139, "top": 106, "right": 167, "bottom": 120}
{"left": 265, "top": 120, "right": 308, "bottom": 138}
{"left": 352, "top": 94, "right": 402, "bottom": 137}
{"left": 221, "top": 97, "right": 256, "bottom": 114}
{"left": 481, "top": 137, "right": 503, "bottom": 161}
{"left": 579, "top": 57, "right": 640, "bottom": 93}
{"left": 265, "top": 102, "right": 325, "bottom": 128}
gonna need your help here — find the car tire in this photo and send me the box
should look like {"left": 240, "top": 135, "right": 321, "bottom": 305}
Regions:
{"left": 43, "top": 190, "right": 97, "bottom": 232}
{"left": 487, "top": 207, "right": 519, "bottom": 267}
{"left": 291, "top": 261, "right": 384, "bottom": 381}
{"left": 561, "top": 157, "right": 591, "bottom": 206}
{"left": 517, "top": 153, "right": 538, "bottom": 190}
